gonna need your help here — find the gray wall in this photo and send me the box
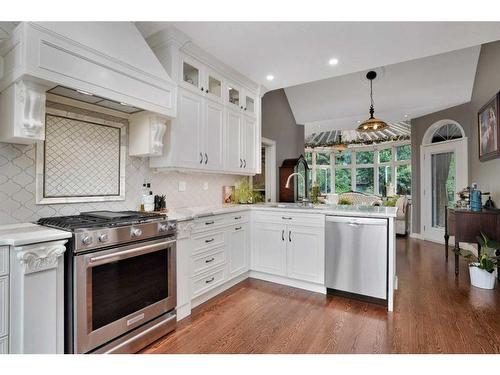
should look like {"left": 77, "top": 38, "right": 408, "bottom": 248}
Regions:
{"left": 469, "top": 40, "right": 500, "bottom": 203}
{"left": 261, "top": 89, "right": 305, "bottom": 199}
{"left": 410, "top": 102, "right": 472, "bottom": 234}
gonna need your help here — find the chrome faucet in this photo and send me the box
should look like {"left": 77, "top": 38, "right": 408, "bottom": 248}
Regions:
{"left": 285, "top": 173, "right": 310, "bottom": 206}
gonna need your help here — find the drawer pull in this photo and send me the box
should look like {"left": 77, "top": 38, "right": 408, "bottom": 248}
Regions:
{"left": 282, "top": 216, "right": 293, "bottom": 220}
{"left": 234, "top": 216, "right": 242, "bottom": 220}
{"left": 205, "top": 238, "right": 215, "bottom": 243}
{"left": 205, "top": 221, "right": 215, "bottom": 225}
{"left": 205, "top": 257, "right": 215, "bottom": 263}
{"left": 235, "top": 226, "right": 242, "bottom": 231}
{"left": 205, "top": 277, "right": 215, "bottom": 284}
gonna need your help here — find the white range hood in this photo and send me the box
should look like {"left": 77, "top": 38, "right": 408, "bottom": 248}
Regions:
{"left": 0, "top": 22, "right": 177, "bottom": 144}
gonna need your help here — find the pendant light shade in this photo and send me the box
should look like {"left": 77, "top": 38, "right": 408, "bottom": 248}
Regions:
{"left": 333, "top": 132, "right": 347, "bottom": 152}
{"left": 357, "top": 71, "right": 389, "bottom": 133}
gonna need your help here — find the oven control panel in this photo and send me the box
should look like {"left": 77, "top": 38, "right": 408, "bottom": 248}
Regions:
{"left": 74, "top": 220, "right": 177, "bottom": 253}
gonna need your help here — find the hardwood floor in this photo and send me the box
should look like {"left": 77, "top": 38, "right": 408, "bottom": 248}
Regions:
{"left": 142, "top": 237, "right": 500, "bottom": 354}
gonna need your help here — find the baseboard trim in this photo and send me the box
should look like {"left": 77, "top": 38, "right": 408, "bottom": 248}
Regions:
{"left": 409, "top": 232, "right": 423, "bottom": 240}
{"left": 249, "top": 271, "right": 326, "bottom": 294}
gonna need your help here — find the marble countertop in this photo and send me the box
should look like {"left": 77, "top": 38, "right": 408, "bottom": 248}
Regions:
{"left": 0, "top": 223, "right": 72, "bottom": 247}
{"left": 169, "top": 203, "right": 397, "bottom": 222}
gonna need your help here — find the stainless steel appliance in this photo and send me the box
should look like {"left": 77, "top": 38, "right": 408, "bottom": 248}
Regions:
{"left": 325, "top": 216, "right": 388, "bottom": 305}
{"left": 38, "top": 211, "right": 177, "bottom": 353}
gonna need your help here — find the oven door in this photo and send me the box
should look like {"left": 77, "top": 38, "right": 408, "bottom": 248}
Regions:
{"left": 74, "top": 237, "right": 176, "bottom": 353}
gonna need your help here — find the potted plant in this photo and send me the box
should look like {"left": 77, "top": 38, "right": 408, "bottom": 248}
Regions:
{"left": 459, "top": 233, "right": 499, "bottom": 290}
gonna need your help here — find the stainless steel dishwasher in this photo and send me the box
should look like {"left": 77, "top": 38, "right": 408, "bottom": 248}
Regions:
{"left": 325, "top": 216, "right": 388, "bottom": 304}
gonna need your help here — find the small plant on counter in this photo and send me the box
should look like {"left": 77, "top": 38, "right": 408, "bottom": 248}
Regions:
{"left": 337, "top": 197, "right": 353, "bottom": 205}
{"left": 233, "top": 178, "right": 254, "bottom": 204}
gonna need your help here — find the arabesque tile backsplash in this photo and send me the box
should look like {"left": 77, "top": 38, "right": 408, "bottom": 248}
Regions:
{"left": 0, "top": 138, "right": 241, "bottom": 226}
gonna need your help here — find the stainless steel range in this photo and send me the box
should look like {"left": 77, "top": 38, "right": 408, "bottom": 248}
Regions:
{"left": 38, "top": 211, "right": 177, "bottom": 354}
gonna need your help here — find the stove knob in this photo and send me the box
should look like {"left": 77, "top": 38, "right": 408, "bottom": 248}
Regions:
{"left": 158, "top": 223, "right": 169, "bottom": 232}
{"left": 168, "top": 222, "right": 177, "bottom": 231}
{"left": 98, "top": 233, "right": 109, "bottom": 243}
{"left": 131, "top": 228, "right": 143, "bottom": 237}
{"left": 81, "top": 235, "right": 93, "bottom": 245}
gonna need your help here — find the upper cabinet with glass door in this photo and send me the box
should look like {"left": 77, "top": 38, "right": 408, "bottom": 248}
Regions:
{"left": 180, "top": 55, "right": 224, "bottom": 103}
{"left": 242, "top": 91, "right": 257, "bottom": 117}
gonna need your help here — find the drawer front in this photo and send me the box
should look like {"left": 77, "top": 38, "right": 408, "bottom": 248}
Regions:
{"left": 193, "top": 215, "right": 227, "bottom": 233}
{"left": 0, "top": 247, "right": 8, "bottom": 276}
{"left": 253, "top": 210, "right": 324, "bottom": 226}
{"left": 0, "top": 276, "right": 8, "bottom": 338}
{"left": 0, "top": 336, "right": 7, "bottom": 354}
{"left": 192, "top": 247, "right": 225, "bottom": 276}
{"left": 192, "top": 267, "right": 226, "bottom": 297}
{"left": 192, "top": 231, "right": 225, "bottom": 254}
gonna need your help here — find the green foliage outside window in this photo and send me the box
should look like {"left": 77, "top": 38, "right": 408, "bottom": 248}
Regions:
{"left": 335, "top": 151, "right": 351, "bottom": 166}
{"left": 335, "top": 168, "right": 351, "bottom": 193}
{"left": 316, "top": 152, "right": 330, "bottom": 165}
{"left": 356, "top": 151, "right": 374, "bottom": 165}
{"left": 356, "top": 167, "right": 374, "bottom": 193}
{"left": 379, "top": 149, "right": 391, "bottom": 163}
{"left": 316, "top": 168, "right": 331, "bottom": 194}
{"left": 396, "top": 164, "right": 411, "bottom": 195}
{"left": 396, "top": 145, "right": 411, "bottom": 161}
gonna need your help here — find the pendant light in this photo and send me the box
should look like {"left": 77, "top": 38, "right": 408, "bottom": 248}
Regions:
{"left": 357, "top": 71, "right": 389, "bottom": 133}
{"left": 333, "top": 132, "right": 347, "bottom": 152}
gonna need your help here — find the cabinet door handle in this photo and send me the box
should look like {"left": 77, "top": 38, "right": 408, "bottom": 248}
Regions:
{"left": 205, "top": 89, "right": 209, "bottom": 93}
{"left": 205, "top": 238, "right": 215, "bottom": 243}
{"left": 205, "top": 277, "right": 215, "bottom": 284}
{"left": 282, "top": 230, "right": 284, "bottom": 241}
{"left": 205, "top": 257, "right": 215, "bottom": 263}
{"left": 205, "top": 221, "right": 214, "bottom": 225}
{"left": 235, "top": 226, "right": 242, "bottom": 231}
{"left": 204, "top": 153, "right": 208, "bottom": 164}
{"left": 201, "top": 87, "right": 204, "bottom": 91}
{"left": 282, "top": 216, "right": 293, "bottom": 220}
{"left": 289, "top": 230, "right": 292, "bottom": 242}
{"left": 240, "top": 159, "right": 243, "bottom": 168}
{"left": 199, "top": 152, "right": 203, "bottom": 164}
{"left": 234, "top": 216, "right": 242, "bottom": 220}
{"left": 243, "top": 159, "right": 246, "bottom": 168}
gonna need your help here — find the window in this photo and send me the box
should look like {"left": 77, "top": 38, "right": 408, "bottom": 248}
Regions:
{"left": 379, "top": 148, "right": 392, "bottom": 163}
{"left": 356, "top": 167, "right": 374, "bottom": 193}
{"left": 335, "top": 168, "right": 351, "bottom": 193}
{"left": 396, "top": 144, "right": 411, "bottom": 161}
{"left": 356, "top": 150, "right": 374, "bottom": 164}
{"left": 305, "top": 152, "right": 313, "bottom": 167}
{"left": 396, "top": 164, "right": 411, "bottom": 195}
{"left": 306, "top": 142, "right": 411, "bottom": 198}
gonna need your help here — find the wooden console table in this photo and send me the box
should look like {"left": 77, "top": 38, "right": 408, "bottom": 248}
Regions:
{"left": 445, "top": 207, "right": 500, "bottom": 275}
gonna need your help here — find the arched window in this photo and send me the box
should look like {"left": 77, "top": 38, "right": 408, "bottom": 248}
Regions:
{"left": 423, "top": 120, "right": 465, "bottom": 145}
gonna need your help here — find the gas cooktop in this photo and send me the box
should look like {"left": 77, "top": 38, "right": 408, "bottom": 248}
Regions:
{"left": 37, "top": 211, "right": 167, "bottom": 231}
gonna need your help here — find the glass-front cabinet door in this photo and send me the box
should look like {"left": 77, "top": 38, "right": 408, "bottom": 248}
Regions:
{"left": 182, "top": 60, "right": 200, "bottom": 90}
{"left": 243, "top": 92, "right": 256, "bottom": 116}
{"left": 226, "top": 82, "right": 241, "bottom": 108}
{"left": 206, "top": 69, "right": 223, "bottom": 102}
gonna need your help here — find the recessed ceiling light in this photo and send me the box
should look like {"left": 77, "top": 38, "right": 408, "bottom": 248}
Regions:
{"left": 76, "top": 89, "right": 93, "bottom": 96}
{"left": 328, "top": 58, "right": 339, "bottom": 66}
{"left": 266, "top": 74, "right": 274, "bottom": 81}
{"left": 357, "top": 120, "right": 361, "bottom": 123}
{"left": 119, "top": 102, "right": 129, "bottom": 106}
{"left": 404, "top": 114, "right": 409, "bottom": 118}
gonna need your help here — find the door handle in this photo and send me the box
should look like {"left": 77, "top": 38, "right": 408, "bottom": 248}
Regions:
{"left": 243, "top": 159, "right": 247, "bottom": 168}
{"left": 235, "top": 226, "right": 242, "bottom": 231}
{"left": 205, "top": 277, "right": 215, "bottom": 284}
{"left": 282, "top": 230, "right": 284, "bottom": 241}
{"left": 282, "top": 216, "right": 293, "bottom": 220}
{"left": 205, "top": 238, "right": 215, "bottom": 243}
{"left": 205, "top": 221, "right": 214, "bottom": 225}
{"left": 289, "top": 230, "right": 291, "bottom": 242}
{"left": 234, "top": 216, "right": 242, "bottom": 220}
{"left": 205, "top": 257, "right": 215, "bottom": 263}
{"left": 204, "top": 153, "right": 208, "bottom": 164}
{"left": 199, "top": 152, "right": 203, "bottom": 164}
{"left": 240, "top": 159, "right": 243, "bottom": 168}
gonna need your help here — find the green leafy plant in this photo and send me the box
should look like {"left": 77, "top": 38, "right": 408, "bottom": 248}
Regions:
{"left": 382, "top": 196, "right": 399, "bottom": 207}
{"left": 338, "top": 197, "right": 353, "bottom": 205}
{"left": 233, "top": 178, "right": 254, "bottom": 204}
{"left": 458, "top": 233, "right": 499, "bottom": 273}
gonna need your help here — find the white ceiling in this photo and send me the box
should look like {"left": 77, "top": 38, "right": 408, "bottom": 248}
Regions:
{"left": 136, "top": 22, "right": 500, "bottom": 90}
{"left": 287, "top": 46, "right": 481, "bottom": 134}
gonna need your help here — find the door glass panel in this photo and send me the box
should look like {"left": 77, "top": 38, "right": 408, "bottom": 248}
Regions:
{"left": 431, "top": 152, "right": 455, "bottom": 228}
{"left": 356, "top": 167, "right": 374, "bottom": 193}
{"left": 228, "top": 87, "right": 240, "bottom": 106}
{"left": 91, "top": 249, "right": 168, "bottom": 330}
{"left": 208, "top": 75, "right": 222, "bottom": 98}
{"left": 245, "top": 96, "right": 255, "bottom": 113}
{"left": 183, "top": 62, "right": 199, "bottom": 87}
{"left": 378, "top": 165, "right": 392, "bottom": 197}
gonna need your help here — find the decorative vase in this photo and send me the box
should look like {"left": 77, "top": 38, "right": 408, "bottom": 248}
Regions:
{"left": 469, "top": 263, "right": 496, "bottom": 289}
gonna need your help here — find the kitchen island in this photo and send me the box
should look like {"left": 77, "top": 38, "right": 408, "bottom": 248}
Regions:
{"left": 169, "top": 203, "right": 397, "bottom": 319}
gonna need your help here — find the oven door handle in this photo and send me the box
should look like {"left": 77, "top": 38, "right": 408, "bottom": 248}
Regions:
{"left": 88, "top": 239, "right": 176, "bottom": 266}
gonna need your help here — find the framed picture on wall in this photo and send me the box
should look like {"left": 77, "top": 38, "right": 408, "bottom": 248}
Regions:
{"left": 478, "top": 92, "right": 500, "bottom": 161}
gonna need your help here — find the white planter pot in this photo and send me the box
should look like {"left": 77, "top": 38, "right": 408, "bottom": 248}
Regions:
{"left": 469, "top": 263, "right": 496, "bottom": 289}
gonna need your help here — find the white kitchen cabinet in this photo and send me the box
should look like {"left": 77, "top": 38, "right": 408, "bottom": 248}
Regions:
{"left": 0, "top": 276, "right": 8, "bottom": 339}
{"left": 225, "top": 109, "right": 242, "bottom": 171}
{"left": 128, "top": 113, "right": 168, "bottom": 157}
{"left": 252, "top": 212, "right": 325, "bottom": 284}
{"left": 286, "top": 224, "right": 325, "bottom": 284}
{"left": 175, "top": 89, "right": 204, "bottom": 168}
{"left": 228, "top": 223, "right": 249, "bottom": 278}
{"left": 0, "top": 336, "right": 7, "bottom": 354}
{"left": 225, "top": 110, "right": 257, "bottom": 173}
{"left": 204, "top": 99, "right": 224, "bottom": 170}
{"left": 252, "top": 222, "right": 287, "bottom": 276}
{"left": 242, "top": 115, "right": 257, "bottom": 171}
{"left": 176, "top": 221, "right": 194, "bottom": 321}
